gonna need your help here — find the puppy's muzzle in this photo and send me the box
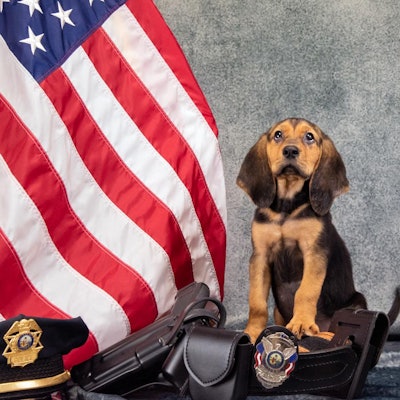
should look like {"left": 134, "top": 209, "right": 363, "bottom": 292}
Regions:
{"left": 278, "top": 146, "right": 308, "bottom": 177}
{"left": 283, "top": 145, "right": 299, "bottom": 160}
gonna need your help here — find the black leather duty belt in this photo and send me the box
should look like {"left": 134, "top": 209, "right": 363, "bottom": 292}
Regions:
{"left": 185, "top": 308, "right": 391, "bottom": 400}
{"left": 71, "top": 284, "right": 399, "bottom": 400}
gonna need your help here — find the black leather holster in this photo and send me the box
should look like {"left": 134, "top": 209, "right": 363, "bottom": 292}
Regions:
{"left": 71, "top": 282, "right": 226, "bottom": 397}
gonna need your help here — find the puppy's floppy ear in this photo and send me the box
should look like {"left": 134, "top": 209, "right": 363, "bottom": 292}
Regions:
{"left": 310, "top": 134, "right": 349, "bottom": 215}
{"left": 236, "top": 134, "right": 276, "bottom": 208}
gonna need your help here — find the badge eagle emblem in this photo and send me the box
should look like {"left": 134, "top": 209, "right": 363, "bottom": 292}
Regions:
{"left": 254, "top": 330, "right": 298, "bottom": 389}
{"left": 2, "top": 318, "right": 44, "bottom": 367}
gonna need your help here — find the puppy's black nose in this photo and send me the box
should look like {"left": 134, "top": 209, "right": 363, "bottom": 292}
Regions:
{"left": 283, "top": 146, "right": 299, "bottom": 159}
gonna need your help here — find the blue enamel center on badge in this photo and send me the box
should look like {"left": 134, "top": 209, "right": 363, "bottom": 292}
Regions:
{"left": 265, "top": 350, "right": 284, "bottom": 370}
{"left": 17, "top": 333, "right": 34, "bottom": 351}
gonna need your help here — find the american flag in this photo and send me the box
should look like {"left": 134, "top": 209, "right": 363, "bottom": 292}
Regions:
{"left": 0, "top": 0, "right": 226, "bottom": 368}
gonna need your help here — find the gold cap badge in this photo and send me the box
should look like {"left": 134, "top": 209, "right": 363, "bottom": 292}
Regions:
{"left": 2, "top": 319, "right": 44, "bottom": 367}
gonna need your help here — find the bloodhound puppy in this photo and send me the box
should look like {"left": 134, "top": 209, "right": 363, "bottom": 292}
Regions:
{"left": 237, "top": 118, "right": 366, "bottom": 343}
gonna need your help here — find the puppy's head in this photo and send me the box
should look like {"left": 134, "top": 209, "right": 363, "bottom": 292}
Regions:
{"left": 237, "top": 118, "right": 349, "bottom": 215}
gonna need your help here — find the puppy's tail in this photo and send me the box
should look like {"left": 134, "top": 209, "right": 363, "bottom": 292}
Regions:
{"left": 387, "top": 286, "right": 400, "bottom": 326}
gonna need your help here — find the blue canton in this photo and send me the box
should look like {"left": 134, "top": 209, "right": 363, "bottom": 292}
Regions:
{"left": 0, "top": 0, "right": 125, "bottom": 82}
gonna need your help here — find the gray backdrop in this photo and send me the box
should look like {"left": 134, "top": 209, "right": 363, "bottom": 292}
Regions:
{"left": 155, "top": 0, "right": 400, "bottom": 333}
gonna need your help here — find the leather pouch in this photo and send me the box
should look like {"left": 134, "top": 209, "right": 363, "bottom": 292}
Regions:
{"left": 184, "top": 325, "right": 253, "bottom": 400}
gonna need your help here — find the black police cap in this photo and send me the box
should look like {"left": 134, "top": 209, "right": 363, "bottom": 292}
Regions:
{"left": 0, "top": 314, "right": 89, "bottom": 399}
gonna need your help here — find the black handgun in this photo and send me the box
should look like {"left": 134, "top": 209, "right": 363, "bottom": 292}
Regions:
{"left": 71, "top": 282, "right": 225, "bottom": 396}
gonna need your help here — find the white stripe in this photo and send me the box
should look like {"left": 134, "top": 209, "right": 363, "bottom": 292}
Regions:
{"left": 0, "top": 155, "right": 127, "bottom": 349}
{"left": 62, "top": 46, "right": 220, "bottom": 298}
{"left": 104, "top": 5, "right": 227, "bottom": 227}
{"left": 0, "top": 37, "right": 177, "bottom": 316}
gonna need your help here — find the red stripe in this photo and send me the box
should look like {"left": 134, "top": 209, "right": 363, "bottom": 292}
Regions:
{"left": 82, "top": 27, "right": 226, "bottom": 295}
{"left": 41, "top": 68, "right": 194, "bottom": 289}
{"left": 0, "top": 230, "right": 68, "bottom": 319}
{"left": 126, "top": 0, "right": 219, "bottom": 137}
{"left": 0, "top": 230, "right": 98, "bottom": 368}
{"left": 285, "top": 362, "right": 295, "bottom": 376}
{"left": 0, "top": 95, "right": 157, "bottom": 333}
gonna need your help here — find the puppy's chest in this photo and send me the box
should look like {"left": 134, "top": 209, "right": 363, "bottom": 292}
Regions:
{"left": 252, "top": 206, "right": 323, "bottom": 262}
{"left": 261, "top": 223, "right": 301, "bottom": 263}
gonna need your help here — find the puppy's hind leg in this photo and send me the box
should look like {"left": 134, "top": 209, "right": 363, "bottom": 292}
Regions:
{"left": 347, "top": 291, "right": 367, "bottom": 310}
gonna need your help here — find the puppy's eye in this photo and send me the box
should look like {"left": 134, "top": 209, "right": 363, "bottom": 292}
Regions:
{"left": 304, "top": 132, "right": 315, "bottom": 143}
{"left": 274, "top": 130, "right": 283, "bottom": 142}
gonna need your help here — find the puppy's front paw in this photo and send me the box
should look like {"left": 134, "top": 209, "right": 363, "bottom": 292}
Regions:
{"left": 286, "top": 317, "right": 319, "bottom": 339}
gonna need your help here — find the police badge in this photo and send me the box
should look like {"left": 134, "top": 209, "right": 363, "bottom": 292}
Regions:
{"left": 254, "top": 329, "right": 298, "bottom": 390}
{"left": 2, "top": 318, "right": 44, "bottom": 368}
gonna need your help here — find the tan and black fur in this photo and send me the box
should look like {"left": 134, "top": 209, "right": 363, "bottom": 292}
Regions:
{"left": 237, "top": 118, "right": 366, "bottom": 343}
